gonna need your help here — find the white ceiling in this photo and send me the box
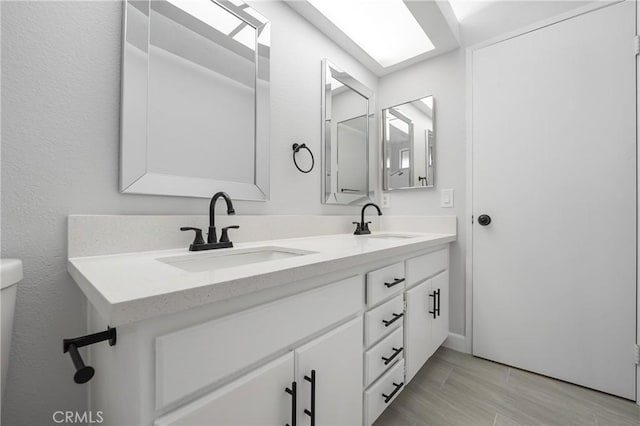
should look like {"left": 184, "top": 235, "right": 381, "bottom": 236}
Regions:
{"left": 285, "top": 0, "right": 460, "bottom": 77}
{"left": 448, "top": 0, "right": 497, "bottom": 22}
{"left": 285, "top": 0, "right": 593, "bottom": 77}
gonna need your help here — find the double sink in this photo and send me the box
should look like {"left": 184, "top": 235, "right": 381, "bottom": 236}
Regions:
{"left": 158, "top": 233, "right": 417, "bottom": 273}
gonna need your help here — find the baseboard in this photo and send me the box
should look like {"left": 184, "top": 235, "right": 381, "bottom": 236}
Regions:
{"left": 443, "top": 332, "right": 468, "bottom": 353}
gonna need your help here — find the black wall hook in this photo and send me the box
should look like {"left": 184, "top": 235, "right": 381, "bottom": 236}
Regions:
{"left": 63, "top": 327, "right": 116, "bottom": 384}
{"left": 292, "top": 143, "right": 314, "bottom": 173}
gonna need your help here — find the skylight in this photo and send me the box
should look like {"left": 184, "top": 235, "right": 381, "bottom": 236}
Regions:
{"left": 307, "top": 0, "right": 435, "bottom": 68}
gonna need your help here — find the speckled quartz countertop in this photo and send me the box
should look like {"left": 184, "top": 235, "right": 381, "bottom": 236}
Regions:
{"left": 68, "top": 232, "right": 455, "bottom": 327}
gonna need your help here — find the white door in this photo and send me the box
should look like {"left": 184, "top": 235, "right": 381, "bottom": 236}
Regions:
{"left": 295, "top": 317, "right": 363, "bottom": 426}
{"left": 405, "top": 279, "right": 435, "bottom": 382}
{"left": 155, "top": 353, "right": 295, "bottom": 426}
{"left": 472, "top": 1, "right": 636, "bottom": 399}
{"left": 431, "top": 271, "right": 449, "bottom": 348}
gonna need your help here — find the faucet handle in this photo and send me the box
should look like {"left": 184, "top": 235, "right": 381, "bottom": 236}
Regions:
{"left": 352, "top": 222, "right": 362, "bottom": 235}
{"left": 362, "top": 221, "right": 372, "bottom": 233}
{"left": 220, "top": 225, "right": 240, "bottom": 243}
{"left": 180, "top": 227, "right": 205, "bottom": 247}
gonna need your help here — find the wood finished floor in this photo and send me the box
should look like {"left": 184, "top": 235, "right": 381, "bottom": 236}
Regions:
{"left": 374, "top": 347, "right": 640, "bottom": 426}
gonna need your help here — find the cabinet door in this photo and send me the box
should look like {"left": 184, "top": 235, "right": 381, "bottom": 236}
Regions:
{"left": 155, "top": 353, "right": 295, "bottom": 426}
{"left": 295, "top": 317, "right": 363, "bottom": 426}
{"left": 404, "top": 279, "right": 435, "bottom": 382}
{"left": 431, "top": 270, "right": 449, "bottom": 348}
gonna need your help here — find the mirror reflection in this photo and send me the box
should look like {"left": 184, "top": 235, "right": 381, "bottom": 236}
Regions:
{"left": 121, "top": 0, "right": 270, "bottom": 200}
{"left": 382, "top": 96, "right": 435, "bottom": 190}
{"left": 148, "top": 0, "right": 256, "bottom": 184}
{"left": 322, "top": 59, "right": 373, "bottom": 205}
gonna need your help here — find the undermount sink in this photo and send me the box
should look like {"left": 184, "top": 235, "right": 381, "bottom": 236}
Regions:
{"left": 362, "top": 233, "right": 418, "bottom": 240}
{"left": 157, "top": 247, "right": 316, "bottom": 273}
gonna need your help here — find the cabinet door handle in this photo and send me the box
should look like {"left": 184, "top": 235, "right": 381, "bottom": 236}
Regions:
{"left": 428, "top": 292, "right": 437, "bottom": 318}
{"left": 382, "top": 312, "right": 403, "bottom": 327}
{"left": 435, "top": 288, "right": 441, "bottom": 317}
{"left": 384, "top": 278, "right": 405, "bottom": 288}
{"left": 382, "top": 381, "right": 404, "bottom": 403}
{"left": 285, "top": 381, "right": 297, "bottom": 426}
{"left": 381, "top": 347, "right": 403, "bottom": 365}
{"left": 303, "top": 370, "right": 316, "bottom": 426}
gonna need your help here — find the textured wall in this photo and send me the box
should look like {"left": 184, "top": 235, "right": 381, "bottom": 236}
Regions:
{"left": 0, "top": 1, "right": 376, "bottom": 424}
{"left": 378, "top": 49, "right": 467, "bottom": 336}
{"left": 377, "top": 0, "right": 594, "bottom": 340}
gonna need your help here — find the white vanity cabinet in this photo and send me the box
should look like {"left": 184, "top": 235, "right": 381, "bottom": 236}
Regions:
{"left": 155, "top": 353, "right": 295, "bottom": 426}
{"left": 363, "top": 247, "right": 450, "bottom": 424}
{"left": 296, "top": 317, "right": 364, "bottom": 426}
{"left": 362, "top": 262, "right": 407, "bottom": 425}
{"left": 405, "top": 271, "right": 449, "bottom": 381}
{"left": 404, "top": 250, "right": 450, "bottom": 382}
{"left": 157, "top": 317, "right": 363, "bottom": 426}
{"left": 430, "top": 271, "right": 449, "bottom": 351}
{"left": 80, "top": 239, "right": 453, "bottom": 426}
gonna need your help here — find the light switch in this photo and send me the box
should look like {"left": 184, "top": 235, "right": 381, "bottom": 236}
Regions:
{"left": 441, "top": 189, "right": 454, "bottom": 208}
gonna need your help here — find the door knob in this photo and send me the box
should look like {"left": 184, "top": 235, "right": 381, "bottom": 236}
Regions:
{"left": 477, "top": 214, "right": 492, "bottom": 226}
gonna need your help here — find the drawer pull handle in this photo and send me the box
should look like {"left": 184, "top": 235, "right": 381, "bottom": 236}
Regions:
{"left": 382, "top": 381, "right": 404, "bottom": 403}
{"left": 285, "top": 381, "right": 297, "bottom": 426}
{"left": 381, "top": 347, "right": 403, "bottom": 365}
{"left": 384, "top": 278, "right": 405, "bottom": 288}
{"left": 436, "top": 288, "right": 441, "bottom": 317}
{"left": 303, "top": 370, "right": 316, "bottom": 426}
{"left": 428, "top": 291, "right": 438, "bottom": 319}
{"left": 382, "top": 312, "right": 403, "bottom": 327}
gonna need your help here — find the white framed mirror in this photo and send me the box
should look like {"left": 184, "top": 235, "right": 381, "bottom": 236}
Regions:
{"left": 120, "top": 0, "right": 270, "bottom": 200}
{"left": 321, "top": 59, "right": 373, "bottom": 205}
{"left": 382, "top": 96, "right": 435, "bottom": 190}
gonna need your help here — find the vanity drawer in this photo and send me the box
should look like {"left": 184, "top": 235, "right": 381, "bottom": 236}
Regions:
{"left": 366, "top": 262, "right": 405, "bottom": 307}
{"left": 364, "top": 326, "right": 404, "bottom": 387}
{"left": 365, "top": 294, "right": 404, "bottom": 347}
{"left": 365, "top": 359, "right": 405, "bottom": 426}
{"left": 155, "top": 276, "right": 363, "bottom": 408}
{"left": 405, "top": 247, "right": 449, "bottom": 288}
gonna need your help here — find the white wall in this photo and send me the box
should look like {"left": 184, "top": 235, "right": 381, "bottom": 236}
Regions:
{"left": 377, "top": 0, "right": 592, "bottom": 340}
{"left": 378, "top": 49, "right": 467, "bottom": 335}
{"left": 0, "top": 1, "right": 376, "bottom": 424}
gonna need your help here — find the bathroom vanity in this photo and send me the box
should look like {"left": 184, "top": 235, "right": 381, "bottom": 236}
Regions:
{"left": 67, "top": 218, "right": 454, "bottom": 426}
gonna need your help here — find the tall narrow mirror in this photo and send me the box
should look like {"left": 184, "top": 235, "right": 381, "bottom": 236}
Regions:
{"left": 382, "top": 96, "right": 435, "bottom": 190}
{"left": 321, "top": 59, "right": 373, "bottom": 205}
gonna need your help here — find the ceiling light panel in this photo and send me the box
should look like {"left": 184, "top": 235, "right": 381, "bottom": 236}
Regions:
{"left": 307, "top": 0, "right": 435, "bottom": 67}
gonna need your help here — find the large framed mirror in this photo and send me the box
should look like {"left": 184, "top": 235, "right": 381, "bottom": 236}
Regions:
{"left": 321, "top": 59, "right": 373, "bottom": 205}
{"left": 120, "top": 0, "right": 270, "bottom": 200}
{"left": 382, "top": 96, "right": 435, "bottom": 190}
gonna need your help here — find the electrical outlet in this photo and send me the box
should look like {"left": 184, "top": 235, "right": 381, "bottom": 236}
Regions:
{"left": 441, "top": 189, "right": 454, "bottom": 208}
{"left": 381, "top": 193, "right": 391, "bottom": 208}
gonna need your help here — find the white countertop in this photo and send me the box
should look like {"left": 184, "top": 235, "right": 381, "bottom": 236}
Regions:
{"left": 68, "top": 232, "right": 455, "bottom": 326}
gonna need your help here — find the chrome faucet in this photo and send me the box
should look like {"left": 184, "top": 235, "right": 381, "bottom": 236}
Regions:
{"left": 353, "top": 202, "right": 382, "bottom": 235}
{"left": 180, "top": 192, "right": 239, "bottom": 251}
